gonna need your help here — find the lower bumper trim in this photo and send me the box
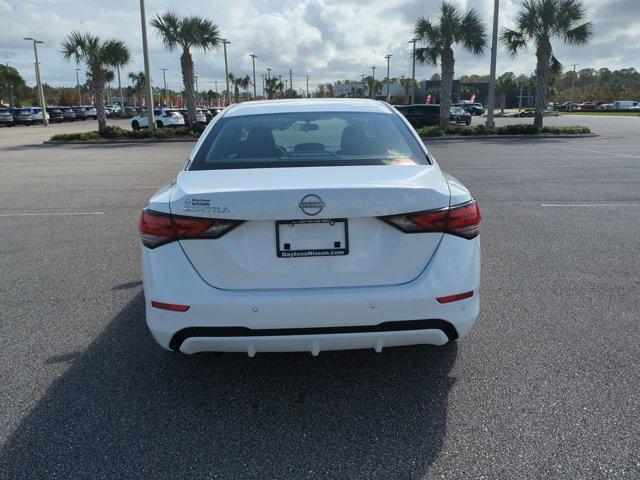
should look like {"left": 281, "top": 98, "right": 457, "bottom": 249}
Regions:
{"left": 169, "top": 319, "right": 458, "bottom": 351}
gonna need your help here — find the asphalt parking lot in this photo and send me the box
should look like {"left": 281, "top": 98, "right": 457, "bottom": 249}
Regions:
{"left": 0, "top": 115, "right": 638, "bottom": 479}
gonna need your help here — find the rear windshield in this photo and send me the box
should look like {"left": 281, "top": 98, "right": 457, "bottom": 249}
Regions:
{"left": 189, "top": 111, "right": 427, "bottom": 170}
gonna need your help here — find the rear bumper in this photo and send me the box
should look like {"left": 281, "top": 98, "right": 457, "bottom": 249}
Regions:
{"left": 142, "top": 234, "right": 480, "bottom": 355}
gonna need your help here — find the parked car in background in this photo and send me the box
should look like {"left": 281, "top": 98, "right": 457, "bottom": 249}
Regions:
{"left": 453, "top": 102, "right": 485, "bottom": 116}
{"left": 178, "top": 108, "right": 207, "bottom": 124}
{"left": 123, "top": 107, "right": 136, "bottom": 117}
{"left": 9, "top": 108, "right": 33, "bottom": 126}
{"left": 0, "top": 108, "right": 14, "bottom": 127}
{"left": 450, "top": 106, "right": 472, "bottom": 125}
{"left": 46, "top": 107, "right": 65, "bottom": 123}
{"left": 24, "top": 107, "right": 49, "bottom": 123}
{"left": 83, "top": 106, "right": 97, "bottom": 119}
{"left": 395, "top": 104, "right": 440, "bottom": 128}
{"left": 105, "top": 104, "right": 121, "bottom": 116}
{"left": 579, "top": 102, "right": 597, "bottom": 110}
{"left": 131, "top": 108, "right": 185, "bottom": 130}
{"left": 612, "top": 100, "right": 639, "bottom": 110}
{"left": 72, "top": 106, "right": 88, "bottom": 121}
{"left": 59, "top": 107, "right": 76, "bottom": 122}
{"left": 204, "top": 108, "right": 224, "bottom": 123}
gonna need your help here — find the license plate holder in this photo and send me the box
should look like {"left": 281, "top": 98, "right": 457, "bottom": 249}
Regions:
{"left": 276, "top": 219, "right": 349, "bottom": 258}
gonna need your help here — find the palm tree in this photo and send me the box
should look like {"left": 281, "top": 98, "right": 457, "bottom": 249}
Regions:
{"left": 228, "top": 73, "right": 250, "bottom": 103}
{"left": 151, "top": 12, "right": 221, "bottom": 125}
{"left": 128, "top": 71, "right": 145, "bottom": 110}
{"left": 496, "top": 72, "right": 517, "bottom": 113}
{"left": 501, "top": 0, "right": 593, "bottom": 128}
{"left": 265, "top": 77, "right": 283, "bottom": 99}
{"left": 414, "top": 1, "right": 487, "bottom": 129}
{"left": 363, "top": 76, "right": 381, "bottom": 99}
{"left": 398, "top": 76, "right": 418, "bottom": 104}
{"left": 60, "top": 31, "right": 130, "bottom": 134}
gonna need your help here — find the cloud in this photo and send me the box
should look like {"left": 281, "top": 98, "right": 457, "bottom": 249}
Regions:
{"left": 0, "top": 0, "right": 637, "bottom": 91}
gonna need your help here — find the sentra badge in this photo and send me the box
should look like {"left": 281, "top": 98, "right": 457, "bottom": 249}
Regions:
{"left": 183, "top": 198, "right": 230, "bottom": 214}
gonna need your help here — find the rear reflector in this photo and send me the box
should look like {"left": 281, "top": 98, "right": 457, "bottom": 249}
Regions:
{"left": 380, "top": 200, "right": 481, "bottom": 239}
{"left": 436, "top": 291, "right": 474, "bottom": 303}
{"left": 151, "top": 301, "right": 190, "bottom": 312}
{"left": 139, "top": 209, "right": 242, "bottom": 248}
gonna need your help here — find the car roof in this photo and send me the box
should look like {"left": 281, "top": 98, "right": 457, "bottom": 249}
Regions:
{"left": 223, "top": 98, "right": 393, "bottom": 117}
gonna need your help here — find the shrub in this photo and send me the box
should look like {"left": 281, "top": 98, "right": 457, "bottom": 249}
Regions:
{"left": 418, "top": 126, "right": 444, "bottom": 137}
{"left": 540, "top": 126, "right": 590, "bottom": 134}
{"left": 50, "top": 125, "right": 200, "bottom": 142}
{"left": 495, "top": 124, "right": 540, "bottom": 135}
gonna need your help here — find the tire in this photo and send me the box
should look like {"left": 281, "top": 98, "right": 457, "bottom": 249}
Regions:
{"left": 156, "top": 121, "right": 163, "bottom": 129}
{"left": 132, "top": 121, "right": 140, "bottom": 131}
{"left": 466, "top": 119, "right": 471, "bottom": 126}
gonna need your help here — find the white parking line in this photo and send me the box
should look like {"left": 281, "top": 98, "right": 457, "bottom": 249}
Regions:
{"left": 540, "top": 204, "right": 640, "bottom": 207}
{"left": 548, "top": 145, "right": 640, "bottom": 159}
{"left": 0, "top": 212, "right": 104, "bottom": 217}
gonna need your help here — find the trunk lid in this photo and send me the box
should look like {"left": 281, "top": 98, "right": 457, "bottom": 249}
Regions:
{"left": 170, "top": 165, "right": 450, "bottom": 289}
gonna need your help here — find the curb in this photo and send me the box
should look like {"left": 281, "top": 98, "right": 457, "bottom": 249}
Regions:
{"left": 421, "top": 133, "right": 598, "bottom": 141}
{"left": 43, "top": 137, "right": 198, "bottom": 145}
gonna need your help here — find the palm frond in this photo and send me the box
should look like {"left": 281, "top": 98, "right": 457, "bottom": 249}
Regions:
{"left": 415, "top": 46, "right": 440, "bottom": 67}
{"left": 459, "top": 9, "right": 487, "bottom": 56}
{"left": 101, "top": 38, "right": 131, "bottom": 67}
{"left": 563, "top": 21, "right": 593, "bottom": 46}
{"left": 150, "top": 11, "right": 182, "bottom": 51}
{"left": 500, "top": 28, "right": 528, "bottom": 56}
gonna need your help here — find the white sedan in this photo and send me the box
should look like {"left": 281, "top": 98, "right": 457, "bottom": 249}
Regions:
{"left": 131, "top": 108, "right": 185, "bottom": 130}
{"left": 140, "top": 99, "right": 481, "bottom": 355}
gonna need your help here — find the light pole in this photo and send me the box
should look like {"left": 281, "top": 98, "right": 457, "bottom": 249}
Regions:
{"left": 222, "top": 39, "right": 231, "bottom": 105}
{"left": 195, "top": 75, "right": 199, "bottom": 105}
{"left": 266, "top": 67, "right": 271, "bottom": 79}
{"left": 289, "top": 69, "right": 293, "bottom": 95}
{"left": 385, "top": 54, "right": 392, "bottom": 100}
{"left": 306, "top": 75, "right": 309, "bottom": 98}
{"left": 570, "top": 64, "right": 579, "bottom": 102}
{"left": 23, "top": 37, "right": 47, "bottom": 126}
{"left": 116, "top": 65, "right": 124, "bottom": 115}
{"left": 139, "top": 0, "right": 155, "bottom": 131}
{"left": 75, "top": 68, "right": 82, "bottom": 105}
{"left": 409, "top": 39, "right": 417, "bottom": 104}
{"left": 371, "top": 66, "right": 376, "bottom": 98}
{"left": 250, "top": 54, "right": 257, "bottom": 99}
{"left": 160, "top": 68, "right": 168, "bottom": 106}
{"left": 486, "top": 0, "right": 499, "bottom": 128}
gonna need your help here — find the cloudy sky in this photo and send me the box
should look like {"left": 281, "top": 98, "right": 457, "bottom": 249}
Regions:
{"left": 0, "top": 0, "right": 638, "bottom": 92}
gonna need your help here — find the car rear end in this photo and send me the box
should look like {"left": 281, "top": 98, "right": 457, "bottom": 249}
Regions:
{"left": 10, "top": 109, "right": 32, "bottom": 125}
{"left": 141, "top": 100, "right": 480, "bottom": 355}
{"left": 0, "top": 109, "right": 13, "bottom": 126}
{"left": 161, "top": 109, "right": 185, "bottom": 127}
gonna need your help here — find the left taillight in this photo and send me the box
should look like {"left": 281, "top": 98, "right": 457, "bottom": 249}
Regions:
{"left": 139, "top": 209, "right": 242, "bottom": 248}
{"left": 380, "top": 200, "right": 481, "bottom": 239}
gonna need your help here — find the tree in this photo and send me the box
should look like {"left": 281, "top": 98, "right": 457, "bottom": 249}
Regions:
{"left": 265, "top": 77, "right": 283, "bottom": 99}
{"left": 151, "top": 12, "right": 221, "bottom": 126}
{"left": 363, "top": 76, "right": 382, "bottom": 98}
{"left": 60, "top": 31, "right": 130, "bottom": 133}
{"left": 227, "top": 73, "right": 250, "bottom": 103}
{"left": 398, "top": 76, "right": 418, "bottom": 104}
{"left": 501, "top": 0, "right": 593, "bottom": 128}
{"left": 496, "top": 72, "right": 517, "bottom": 113}
{"left": 414, "top": 1, "right": 487, "bottom": 129}
{"left": 128, "top": 71, "right": 145, "bottom": 109}
{"left": 0, "top": 64, "right": 27, "bottom": 107}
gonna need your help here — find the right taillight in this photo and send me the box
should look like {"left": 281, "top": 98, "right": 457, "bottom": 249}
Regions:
{"left": 139, "top": 209, "right": 242, "bottom": 248}
{"left": 380, "top": 200, "right": 481, "bottom": 239}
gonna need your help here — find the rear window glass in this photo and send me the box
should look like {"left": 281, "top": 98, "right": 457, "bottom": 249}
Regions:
{"left": 189, "top": 111, "right": 428, "bottom": 170}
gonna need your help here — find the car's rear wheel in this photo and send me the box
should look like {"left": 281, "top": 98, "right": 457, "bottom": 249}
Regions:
{"left": 132, "top": 120, "right": 140, "bottom": 131}
{"left": 466, "top": 118, "right": 471, "bottom": 126}
{"left": 156, "top": 120, "right": 163, "bottom": 129}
